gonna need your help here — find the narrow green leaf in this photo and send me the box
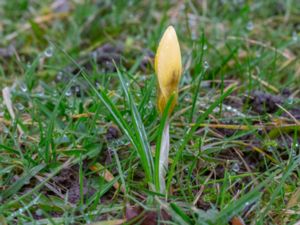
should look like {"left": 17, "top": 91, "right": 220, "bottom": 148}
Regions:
{"left": 170, "top": 203, "right": 193, "bottom": 225}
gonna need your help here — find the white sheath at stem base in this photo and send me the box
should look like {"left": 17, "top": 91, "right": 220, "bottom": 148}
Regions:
{"left": 159, "top": 121, "right": 170, "bottom": 193}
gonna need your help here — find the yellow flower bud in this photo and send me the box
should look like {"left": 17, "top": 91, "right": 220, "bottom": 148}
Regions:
{"left": 155, "top": 26, "right": 182, "bottom": 115}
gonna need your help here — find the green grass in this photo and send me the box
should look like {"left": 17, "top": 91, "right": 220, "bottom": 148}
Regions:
{"left": 1, "top": 0, "right": 300, "bottom": 224}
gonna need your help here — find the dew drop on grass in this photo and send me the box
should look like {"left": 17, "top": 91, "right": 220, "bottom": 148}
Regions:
{"left": 171, "top": 178, "right": 177, "bottom": 184}
{"left": 267, "top": 146, "right": 274, "bottom": 152}
{"left": 16, "top": 103, "right": 25, "bottom": 111}
{"left": 57, "top": 71, "right": 63, "bottom": 81}
{"left": 204, "top": 61, "right": 209, "bottom": 69}
{"left": 246, "top": 21, "right": 254, "bottom": 31}
{"left": 65, "top": 89, "right": 72, "bottom": 97}
{"left": 291, "top": 150, "right": 296, "bottom": 157}
{"left": 3, "top": 127, "right": 9, "bottom": 134}
{"left": 287, "top": 97, "right": 294, "bottom": 105}
{"left": 44, "top": 46, "right": 54, "bottom": 58}
{"left": 20, "top": 134, "right": 27, "bottom": 141}
{"left": 91, "top": 51, "right": 97, "bottom": 60}
{"left": 53, "top": 90, "right": 58, "bottom": 97}
{"left": 203, "top": 44, "right": 208, "bottom": 50}
{"left": 74, "top": 86, "right": 80, "bottom": 94}
{"left": 37, "top": 91, "right": 45, "bottom": 98}
{"left": 35, "top": 209, "right": 43, "bottom": 216}
{"left": 292, "top": 31, "right": 298, "bottom": 41}
{"left": 231, "top": 162, "right": 240, "bottom": 172}
{"left": 226, "top": 105, "right": 232, "bottom": 111}
{"left": 20, "top": 83, "right": 28, "bottom": 92}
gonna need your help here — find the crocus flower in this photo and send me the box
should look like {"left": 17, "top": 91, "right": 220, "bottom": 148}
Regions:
{"left": 155, "top": 25, "right": 182, "bottom": 193}
{"left": 155, "top": 25, "right": 182, "bottom": 115}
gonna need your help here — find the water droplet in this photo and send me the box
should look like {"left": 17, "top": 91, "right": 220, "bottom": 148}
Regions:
{"left": 246, "top": 21, "right": 254, "bottom": 31}
{"left": 65, "top": 89, "right": 72, "bottom": 97}
{"left": 16, "top": 103, "right": 25, "bottom": 111}
{"left": 44, "top": 46, "right": 54, "bottom": 58}
{"left": 24, "top": 178, "right": 30, "bottom": 185}
{"left": 53, "top": 90, "right": 58, "bottom": 97}
{"left": 191, "top": 31, "right": 197, "bottom": 40}
{"left": 57, "top": 71, "right": 63, "bottom": 81}
{"left": 292, "top": 31, "right": 298, "bottom": 42}
{"left": 231, "top": 162, "right": 240, "bottom": 172}
{"left": 291, "top": 150, "right": 296, "bottom": 157}
{"left": 91, "top": 51, "right": 97, "bottom": 60}
{"left": 204, "top": 61, "right": 209, "bottom": 69}
{"left": 146, "top": 102, "right": 153, "bottom": 109}
{"left": 74, "top": 86, "right": 80, "bottom": 94}
{"left": 287, "top": 97, "right": 294, "bottom": 105}
{"left": 226, "top": 105, "right": 232, "bottom": 111}
{"left": 3, "top": 127, "right": 9, "bottom": 134}
{"left": 35, "top": 209, "right": 43, "bottom": 216}
{"left": 171, "top": 178, "right": 177, "bottom": 184}
{"left": 203, "top": 44, "right": 208, "bottom": 50}
{"left": 21, "top": 134, "right": 27, "bottom": 141}
{"left": 20, "top": 83, "right": 28, "bottom": 92}
{"left": 295, "top": 143, "right": 299, "bottom": 149}
{"left": 36, "top": 91, "right": 45, "bottom": 98}
{"left": 232, "top": 108, "right": 238, "bottom": 113}
{"left": 26, "top": 63, "right": 31, "bottom": 68}
{"left": 245, "top": 201, "right": 250, "bottom": 206}
{"left": 267, "top": 146, "right": 274, "bottom": 152}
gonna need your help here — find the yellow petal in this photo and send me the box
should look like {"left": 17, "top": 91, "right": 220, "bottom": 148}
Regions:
{"left": 155, "top": 26, "right": 182, "bottom": 114}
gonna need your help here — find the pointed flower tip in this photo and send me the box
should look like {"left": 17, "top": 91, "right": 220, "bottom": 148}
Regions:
{"left": 155, "top": 26, "right": 182, "bottom": 115}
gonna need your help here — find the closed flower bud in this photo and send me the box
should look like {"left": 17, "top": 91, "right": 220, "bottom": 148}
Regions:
{"left": 155, "top": 26, "right": 182, "bottom": 115}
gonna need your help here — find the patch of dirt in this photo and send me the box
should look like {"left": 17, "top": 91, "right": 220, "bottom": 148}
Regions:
{"left": 106, "top": 125, "right": 121, "bottom": 141}
{"left": 195, "top": 199, "right": 211, "bottom": 211}
{"left": 53, "top": 43, "right": 124, "bottom": 97}
{"left": 48, "top": 166, "right": 95, "bottom": 204}
{"left": 140, "top": 49, "right": 154, "bottom": 72}
{"left": 0, "top": 45, "right": 14, "bottom": 58}
{"left": 244, "top": 90, "right": 283, "bottom": 114}
{"left": 92, "top": 43, "right": 123, "bottom": 72}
